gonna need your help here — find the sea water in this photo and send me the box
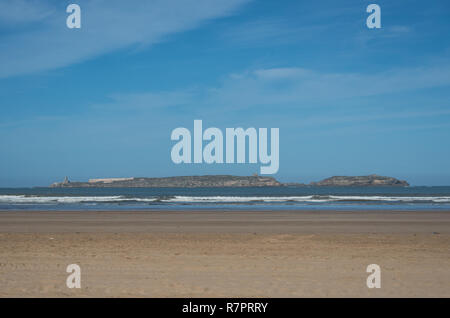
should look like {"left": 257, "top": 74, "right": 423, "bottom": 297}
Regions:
{"left": 0, "top": 186, "right": 450, "bottom": 211}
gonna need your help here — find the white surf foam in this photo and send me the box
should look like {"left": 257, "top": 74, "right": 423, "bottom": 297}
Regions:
{"left": 1, "top": 194, "right": 449, "bottom": 204}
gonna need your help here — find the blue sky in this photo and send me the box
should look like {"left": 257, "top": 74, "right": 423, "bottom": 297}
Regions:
{"left": 1, "top": 0, "right": 450, "bottom": 187}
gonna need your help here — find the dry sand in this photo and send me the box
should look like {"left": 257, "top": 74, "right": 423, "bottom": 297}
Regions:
{"left": 0, "top": 210, "right": 449, "bottom": 297}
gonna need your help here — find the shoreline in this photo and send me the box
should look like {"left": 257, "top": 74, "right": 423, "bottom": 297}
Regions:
{"left": 1, "top": 209, "right": 450, "bottom": 234}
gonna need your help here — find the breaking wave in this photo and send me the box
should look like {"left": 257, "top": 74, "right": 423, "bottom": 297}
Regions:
{"left": 1, "top": 194, "right": 450, "bottom": 205}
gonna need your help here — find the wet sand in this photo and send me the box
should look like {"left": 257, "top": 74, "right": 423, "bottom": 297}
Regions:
{"left": 0, "top": 210, "right": 449, "bottom": 297}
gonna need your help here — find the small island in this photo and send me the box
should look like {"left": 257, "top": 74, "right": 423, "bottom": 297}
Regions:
{"left": 50, "top": 174, "right": 409, "bottom": 188}
{"left": 309, "top": 174, "right": 409, "bottom": 187}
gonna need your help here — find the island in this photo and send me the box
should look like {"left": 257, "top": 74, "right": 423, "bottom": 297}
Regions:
{"left": 50, "top": 175, "right": 282, "bottom": 188}
{"left": 309, "top": 174, "right": 409, "bottom": 187}
{"left": 50, "top": 174, "right": 409, "bottom": 188}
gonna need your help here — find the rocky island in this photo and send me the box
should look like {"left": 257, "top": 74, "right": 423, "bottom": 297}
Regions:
{"left": 50, "top": 175, "right": 282, "bottom": 188}
{"left": 309, "top": 174, "right": 409, "bottom": 187}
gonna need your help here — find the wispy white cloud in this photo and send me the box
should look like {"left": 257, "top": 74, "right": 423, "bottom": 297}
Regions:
{"left": 90, "top": 61, "right": 450, "bottom": 118}
{"left": 221, "top": 18, "right": 329, "bottom": 46}
{"left": 355, "top": 24, "right": 414, "bottom": 48}
{"left": 203, "top": 63, "right": 450, "bottom": 110}
{"left": 95, "top": 90, "right": 198, "bottom": 110}
{"left": 388, "top": 25, "right": 412, "bottom": 34}
{"left": 0, "top": 0, "right": 250, "bottom": 78}
{"left": 288, "top": 109, "right": 450, "bottom": 128}
{"left": 5, "top": 56, "right": 449, "bottom": 132}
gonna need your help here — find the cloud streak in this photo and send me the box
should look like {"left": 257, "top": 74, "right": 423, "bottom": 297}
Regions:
{"left": 88, "top": 61, "right": 450, "bottom": 126}
{"left": 145, "top": 63, "right": 450, "bottom": 111}
{"left": 0, "top": 0, "right": 250, "bottom": 78}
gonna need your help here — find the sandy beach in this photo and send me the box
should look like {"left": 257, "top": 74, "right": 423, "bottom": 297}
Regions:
{"left": 0, "top": 210, "right": 449, "bottom": 297}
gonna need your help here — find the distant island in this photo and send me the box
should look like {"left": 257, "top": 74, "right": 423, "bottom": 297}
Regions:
{"left": 51, "top": 175, "right": 282, "bottom": 188}
{"left": 50, "top": 174, "right": 409, "bottom": 188}
{"left": 309, "top": 174, "right": 409, "bottom": 187}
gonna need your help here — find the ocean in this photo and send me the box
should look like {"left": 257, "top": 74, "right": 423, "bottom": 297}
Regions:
{"left": 0, "top": 186, "right": 450, "bottom": 211}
